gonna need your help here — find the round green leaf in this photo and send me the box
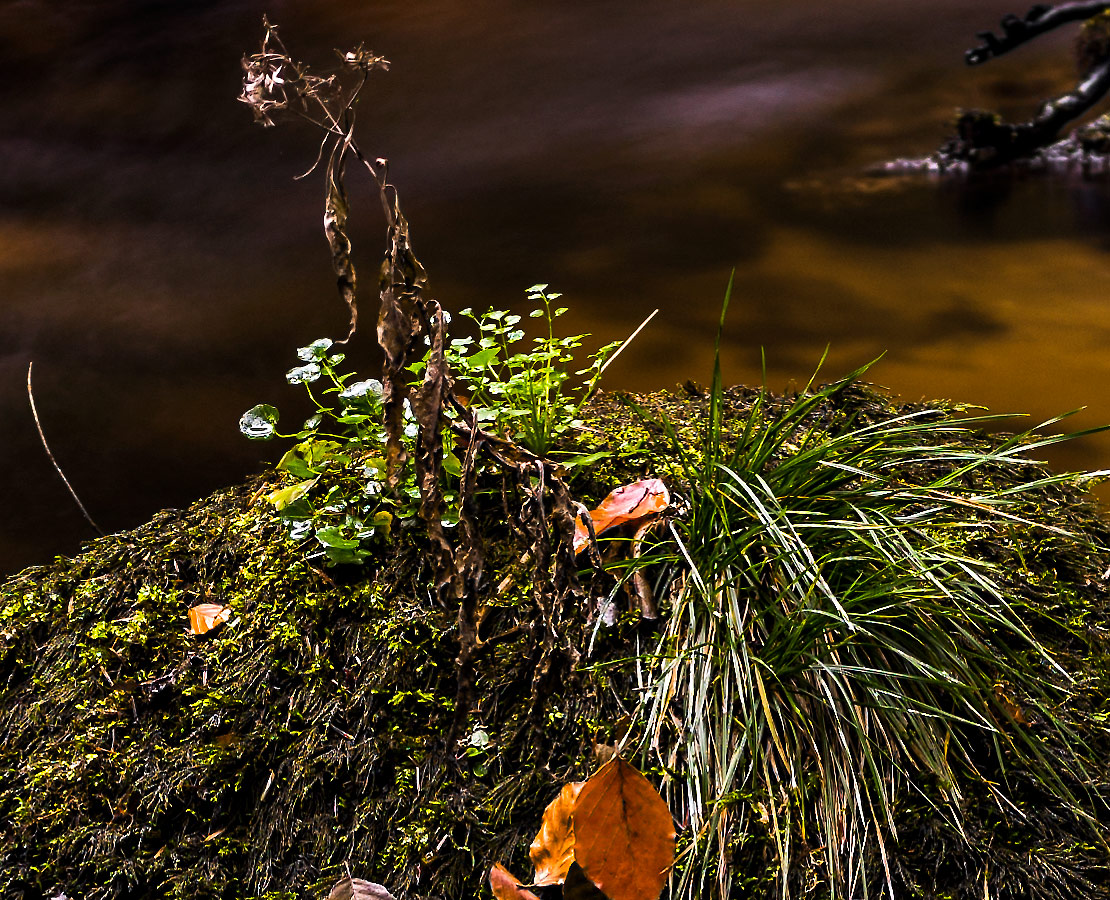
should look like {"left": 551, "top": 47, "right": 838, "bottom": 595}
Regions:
{"left": 315, "top": 526, "right": 362, "bottom": 550}
{"left": 239, "top": 404, "right": 279, "bottom": 440}
{"left": 297, "top": 338, "right": 334, "bottom": 361}
{"left": 286, "top": 363, "right": 321, "bottom": 384}
{"left": 338, "top": 379, "right": 383, "bottom": 409}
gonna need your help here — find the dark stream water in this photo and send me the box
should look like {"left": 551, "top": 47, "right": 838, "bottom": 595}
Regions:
{"left": 5, "top": 0, "right": 1110, "bottom": 574}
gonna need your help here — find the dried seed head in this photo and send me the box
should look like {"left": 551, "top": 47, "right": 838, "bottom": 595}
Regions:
{"left": 240, "top": 53, "right": 288, "bottom": 125}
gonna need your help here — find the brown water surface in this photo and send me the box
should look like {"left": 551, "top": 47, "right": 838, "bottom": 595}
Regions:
{"left": 4, "top": 1, "right": 1110, "bottom": 573}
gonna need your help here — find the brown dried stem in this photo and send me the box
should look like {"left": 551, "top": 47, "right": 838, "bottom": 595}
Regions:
{"left": 242, "top": 21, "right": 585, "bottom": 755}
{"left": 26, "top": 362, "right": 104, "bottom": 536}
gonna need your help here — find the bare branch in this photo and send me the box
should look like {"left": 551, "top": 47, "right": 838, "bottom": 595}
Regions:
{"left": 934, "top": 5, "right": 1110, "bottom": 166}
{"left": 966, "top": 2, "right": 1110, "bottom": 65}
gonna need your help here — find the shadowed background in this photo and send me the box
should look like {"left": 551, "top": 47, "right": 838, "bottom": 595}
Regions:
{"left": 4, "top": 0, "right": 1110, "bottom": 573}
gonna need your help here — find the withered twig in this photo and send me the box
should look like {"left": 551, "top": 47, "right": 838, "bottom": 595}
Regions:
{"left": 596, "top": 308, "right": 659, "bottom": 379}
{"left": 26, "top": 362, "right": 104, "bottom": 536}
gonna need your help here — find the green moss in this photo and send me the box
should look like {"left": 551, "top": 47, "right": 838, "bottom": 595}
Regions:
{"left": 2, "top": 386, "right": 1110, "bottom": 899}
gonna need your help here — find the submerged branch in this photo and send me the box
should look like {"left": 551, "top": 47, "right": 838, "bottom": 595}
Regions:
{"left": 966, "top": 2, "right": 1110, "bottom": 65}
{"left": 943, "top": 56, "right": 1110, "bottom": 166}
{"left": 884, "top": 4, "right": 1110, "bottom": 170}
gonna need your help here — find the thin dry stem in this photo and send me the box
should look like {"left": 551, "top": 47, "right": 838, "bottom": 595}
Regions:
{"left": 26, "top": 362, "right": 104, "bottom": 536}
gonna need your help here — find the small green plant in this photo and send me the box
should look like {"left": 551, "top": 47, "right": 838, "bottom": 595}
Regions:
{"left": 463, "top": 725, "right": 491, "bottom": 778}
{"left": 240, "top": 338, "right": 443, "bottom": 565}
{"left": 242, "top": 286, "right": 622, "bottom": 563}
{"left": 436, "top": 284, "right": 621, "bottom": 459}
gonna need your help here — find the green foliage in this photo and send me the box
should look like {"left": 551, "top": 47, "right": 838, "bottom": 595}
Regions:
{"left": 242, "top": 288, "right": 621, "bottom": 564}
{"left": 437, "top": 284, "right": 620, "bottom": 458}
{"left": 239, "top": 338, "right": 427, "bottom": 566}
{"left": 464, "top": 725, "right": 492, "bottom": 778}
{"left": 636, "top": 281, "right": 1108, "bottom": 900}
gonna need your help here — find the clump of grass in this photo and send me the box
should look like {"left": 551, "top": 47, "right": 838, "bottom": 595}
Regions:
{"left": 636, "top": 281, "right": 1109, "bottom": 899}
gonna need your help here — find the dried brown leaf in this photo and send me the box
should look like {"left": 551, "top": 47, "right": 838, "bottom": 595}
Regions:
{"left": 326, "top": 876, "right": 396, "bottom": 900}
{"left": 489, "top": 863, "right": 541, "bottom": 900}
{"left": 324, "top": 134, "right": 358, "bottom": 344}
{"left": 411, "top": 301, "right": 454, "bottom": 596}
{"left": 994, "top": 682, "right": 1031, "bottom": 725}
{"left": 572, "top": 758, "right": 675, "bottom": 900}
{"left": 376, "top": 177, "right": 423, "bottom": 485}
{"left": 626, "top": 517, "right": 664, "bottom": 619}
{"left": 530, "top": 780, "right": 585, "bottom": 885}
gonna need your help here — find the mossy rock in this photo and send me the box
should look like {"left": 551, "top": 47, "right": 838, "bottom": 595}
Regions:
{"left": 3, "top": 387, "right": 1110, "bottom": 900}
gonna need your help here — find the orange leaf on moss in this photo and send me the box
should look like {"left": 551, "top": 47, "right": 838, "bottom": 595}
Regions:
{"left": 489, "top": 863, "right": 541, "bottom": 900}
{"left": 530, "top": 780, "right": 584, "bottom": 884}
{"left": 573, "top": 479, "right": 670, "bottom": 554}
{"left": 188, "top": 603, "right": 231, "bottom": 636}
{"left": 572, "top": 758, "right": 675, "bottom": 900}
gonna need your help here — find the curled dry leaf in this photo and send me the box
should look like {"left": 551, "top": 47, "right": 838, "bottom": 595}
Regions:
{"left": 592, "top": 715, "right": 631, "bottom": 766}
{"left": 489, "top": 863, "right": 541, "bottom": 900}
{"left": 627, "top": 517, "right": 665, "bottom": 619}
{"left": 573, "top": 479, "right": 670, "bottom": 554}
{"left": 993, "top": 682, "right": 1031, "bottom": 726}
{"left": 530, "top": 780, "right": 585, "bottom": 885}
{"left": 326, "top": 876, "right": 397, "bottom": 900}
{"left": 572, "top": 758, "right": 675, "bottom": 900}
{"left": 188, "top": 603, "right": 231, "bottom": 636}
{"left": 324, "top": 135, "right": 358, "bottom": 344}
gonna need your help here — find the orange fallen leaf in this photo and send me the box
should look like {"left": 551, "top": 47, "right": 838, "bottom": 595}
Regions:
{"left": 490, "top": 760, "right": 673, "bottom": 900}
{"left": 188, "top": 603, "right": 231, "bottom": 636}
{"left": 993, "top": 683, "right": 1030, "bottom": 726}
{"left": 572, "top": 758, "right": 675, "bottom": 900}
{"left": 489, "top": 863, "right": 541, "bottom": 900}
{"left": 573, "top": 479, "right": 670, "bottom": 554}
{"left": 563, "top": 861, "right": 609, "bottom": 900}
{"left": 529, "top": 780, "right": 584, "bottom": 885}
